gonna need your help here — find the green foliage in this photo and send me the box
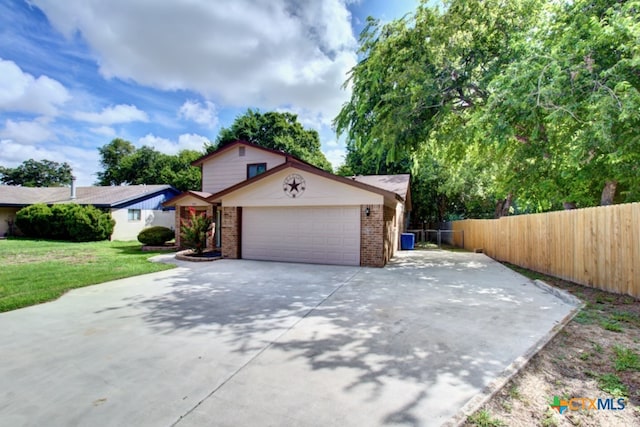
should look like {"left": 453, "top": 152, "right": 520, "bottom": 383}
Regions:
{"left": 137, "top": 226, "right": 175, "bottom": 246}
{"left": 467, "top": 409, "right": 505, "bottom": 427}
{"left": 215, "top": 109, "right": 333, "bottom": 171}
{"left": 180, "top": 207, "right": 213, "bottom": 255}
{"left": 96, "top": 139, "right": 203, "bottom": 191}
{"left": 335, "top": 0, "right": 640, "bottom": 218}
{"left": 95, "top": 138, "right": 136, "bottom": 186}
{"left": 613, "top": 345, "right": 640, "bottom": 372}
{"left": 484, "top": 0, "right": 640, "bottom": 208}
{"left": 64, "top": 204, "right": 115, "bottom": 242}
{"left": 15, "top": 204, "right": 114, "bottom": 242}
{"left": 611, "top": 310, "right": 640, "bottom": 326}
{"left": 601, "top": 320, "right": 624, "bottom": 332}
{"left": 0, "top": 159, "right": 72, "bottom": 187}
{"left": 540, "top": 409, "right": 559, "bottom": 427}
{"left": 49, "top": 204, "right": 75, "bottom": 240}
{"left": 597, "top": 373, "right": 628, "bottom": 398}
{"left": 15, "top": 204, "right": 52, "bottom": 237}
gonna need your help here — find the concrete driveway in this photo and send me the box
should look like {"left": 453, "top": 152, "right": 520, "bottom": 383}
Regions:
{"left": 0, "top": 251, "right": 578, "bottom": 427}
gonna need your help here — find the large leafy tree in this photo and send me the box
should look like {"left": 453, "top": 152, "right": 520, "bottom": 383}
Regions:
{"left": 0, "top": 159, "right": 73, "bottom": 187}
{"left": 484, "top": 0, "right": 640, "bottom": 208}
{"left": 336, "top": 0, "right": 639, "bottom": 219}
{"left": 95, "top": 138, "right": 136, "bottom": 186}
{"left": 96, "top": 139, "right": 202, "bottom": 191}
{"left": 336, "top": 0, "right": 540, "bottom": 221}
{"left": 335, "top": 0, "right": 541, "bottom": 164}
{"left": 214, "top": 109, "right": 333, "bottom": 171}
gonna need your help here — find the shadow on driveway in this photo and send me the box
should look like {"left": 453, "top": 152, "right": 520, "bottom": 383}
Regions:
{"left": 0, "top": 250, "right": 579, "bottom": 427}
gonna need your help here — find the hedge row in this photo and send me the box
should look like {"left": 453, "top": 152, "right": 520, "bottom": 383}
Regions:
{"left": 15, "top": 203, "right": 115, "bottom": 242}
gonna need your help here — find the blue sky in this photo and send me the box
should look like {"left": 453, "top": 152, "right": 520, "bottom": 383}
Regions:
{"left": 0, "top": 0, "right": 421, "bottom": 185}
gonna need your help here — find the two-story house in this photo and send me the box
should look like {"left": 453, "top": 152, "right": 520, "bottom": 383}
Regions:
{"left": 164, "top": 140, "right": 411, "bottom": 267}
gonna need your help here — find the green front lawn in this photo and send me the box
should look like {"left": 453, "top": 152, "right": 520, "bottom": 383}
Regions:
{"left": 0, "top": 238, "right": 175, "bottom": 312}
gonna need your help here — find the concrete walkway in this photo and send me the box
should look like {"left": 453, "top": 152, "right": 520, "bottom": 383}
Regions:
{"left": 0, "top": 251, "right": 579, "bottom": 427}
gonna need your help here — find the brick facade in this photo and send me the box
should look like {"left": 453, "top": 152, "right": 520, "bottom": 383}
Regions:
{"left": 221, "top": 206, "right": 240, "bottom": 259}
{"left": 360, "top": 204, "right": 384, "bottom": 267}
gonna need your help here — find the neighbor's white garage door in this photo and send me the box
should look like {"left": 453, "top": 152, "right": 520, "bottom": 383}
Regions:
{"left": 242, "top": 206, "right": 360, "bottom": 266}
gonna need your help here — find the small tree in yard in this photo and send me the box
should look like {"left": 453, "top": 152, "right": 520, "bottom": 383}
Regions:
{"left": 180, "top": 207, "right": 212, "bottom": 255}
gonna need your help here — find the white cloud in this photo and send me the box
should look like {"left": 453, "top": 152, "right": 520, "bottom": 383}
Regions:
{"left": 326, "top": 139, "right": 339, "bottom": 147}
{"left": 276, "top": 106, "right": 329, "bottom": 129}
{"left": 0, "top": 118, "right": 55, "bottom": 145}
{"left": 178, "top": 100, "right": 218, "bottom": 128}
{"left": 0, "top": 139, "right": 99, "bottom": 186}
{"left": 73, "top": 104, "right": 149, "bottom": 124}
{"left": 324, "top": 148, "right": 346, "bottom": 169}
{"left": 89, "top": 126, "right": 116, "bottom": 136}
{"left": 32, "top": 0, "right": 357, "bottom": 123}
{"left": 178, "top": 133, "right": 211, "bottom": 151}
{"left": 138, "top": 133, "right": 210, "bottom": 155}
{"left": 0, "top": 58, "right": 71, "bottom": 116}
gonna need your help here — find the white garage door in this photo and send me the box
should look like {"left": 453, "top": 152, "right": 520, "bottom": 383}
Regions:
{"left": 242, "top": 206, "right": 360, "bottom": 266}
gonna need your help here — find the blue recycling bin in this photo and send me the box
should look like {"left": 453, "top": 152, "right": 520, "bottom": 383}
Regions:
{"left": 401, "top": 233, "right": 415, "bottom": 250}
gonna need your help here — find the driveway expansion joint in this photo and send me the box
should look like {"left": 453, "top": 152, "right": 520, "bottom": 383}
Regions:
{"left": 170, "top": 268, "right": 362, "bottom": 426}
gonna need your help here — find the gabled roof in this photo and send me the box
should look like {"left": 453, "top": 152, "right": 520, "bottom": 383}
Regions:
{"left": 0, "top": 185, "right": 179, "bottom": 208}
{"left": 191, "top": 140, "right": 288, "bottom": 167}
{"left": 162, "top": 190, "right": 212, "bottom": 207}
{"left": 206, "top": 158, "right": 405, "bottom": 204}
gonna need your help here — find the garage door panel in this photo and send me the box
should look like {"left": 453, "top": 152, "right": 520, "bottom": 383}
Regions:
{"left": 242, "top": 207, "right": 360, "bottom": 266}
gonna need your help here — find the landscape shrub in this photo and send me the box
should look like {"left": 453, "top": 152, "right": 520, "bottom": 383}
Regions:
{"left": 14, "top": 204, "right": 115, "bottom": 241}
{"left": 65, "top": 204, "right": 115, "bottom": 242}
{"left": 180, "top": 207, "right": 212, "bottom": 254}
{"left": 15, "top": 204, "right": 52, "bottom": 238}
{"left": 49, "top": 204, "right": 75, "bottom": 240}
{"left": 137, "top": 226, "right": 175, "bottom": 246}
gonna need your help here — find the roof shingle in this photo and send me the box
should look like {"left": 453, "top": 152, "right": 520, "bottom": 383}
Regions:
{"left": 0, "top": 185, "right": 175, "bottom": 207}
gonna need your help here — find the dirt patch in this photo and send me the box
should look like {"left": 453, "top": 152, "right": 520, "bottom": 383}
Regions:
{"left": 464, "top": 265, "right": 640, "bottom": 427}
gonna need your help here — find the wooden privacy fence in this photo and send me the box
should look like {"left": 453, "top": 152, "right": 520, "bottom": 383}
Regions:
{"left": 452, "top": 203, "right": 640, "bottom": 298}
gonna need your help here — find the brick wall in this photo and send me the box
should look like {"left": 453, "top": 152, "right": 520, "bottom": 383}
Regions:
{"left": 221, "top": 206, "right": 240, "bottom": 259}
{"left": 360, "top": 204, "right": 384, "bottom": 267}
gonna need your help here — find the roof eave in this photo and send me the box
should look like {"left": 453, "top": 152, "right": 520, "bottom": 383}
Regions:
{"left": 163, "top": 190, "right": 212, "bottom": 207}
{"left": 191, "top": 140, "right": 288, "bottom": 167}
{"left": 207, "top": 159, "right": 404, "bottom": 203}
{"left": 111, "top": 185, "right": 178, "bottom": 208}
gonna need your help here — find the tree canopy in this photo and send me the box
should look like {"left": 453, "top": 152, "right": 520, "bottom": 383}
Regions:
{"left": 0, "top": 159, "right": 73, "bottom": 187}
{"left": 214, "top": 109, "right": 333, "bottom": 171}
{"left": 335, "top": 0, "right": 640, "bottom": 221}
{"left": 96, "top": 139, "right": 202, "bottom": 191}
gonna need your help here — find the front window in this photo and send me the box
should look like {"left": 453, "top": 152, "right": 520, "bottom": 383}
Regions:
{"left": 247, "top": 163, "right": 267, "bottom": 179}
{"left": 128, "top": 209, "right": 141, "bottom": 221}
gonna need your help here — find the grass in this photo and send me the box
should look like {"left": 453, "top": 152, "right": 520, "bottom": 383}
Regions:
{"left": 600, "top": 319, "right": 624, "bottom": 332}
{"left": 597, "top": 373, "right": 628, "bottom": 398}
{"left": 611, "top": 310, "right": 640, "bottom": 326}
{"left": 467, "top": 409, "right": 505, "bottom": 427}
{"left": 613, "top": 345, "right": 640, "bottom": 372}
{"left": 540, "top": 409, "right": 559, "bottom": 427}
{"left": 0, "top": 238, "right": 175, "bottom": 312}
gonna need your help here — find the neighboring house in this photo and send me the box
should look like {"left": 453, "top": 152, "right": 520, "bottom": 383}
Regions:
{"left": 0, "top": 184, "right": 181, "bottom": 240}
{"left": 164, "top": 140, "right": 411, "bottom": 267}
